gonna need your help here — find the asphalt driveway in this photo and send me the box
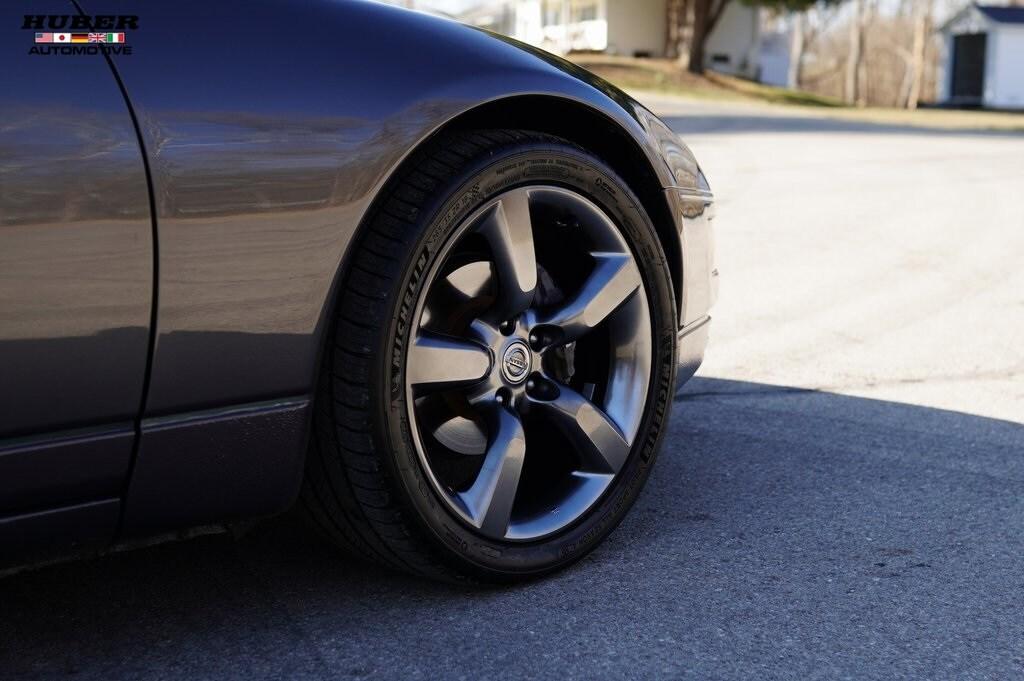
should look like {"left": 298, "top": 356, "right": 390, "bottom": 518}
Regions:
{"left": 2, "top": 96, "right": 1022, "bottom": 680}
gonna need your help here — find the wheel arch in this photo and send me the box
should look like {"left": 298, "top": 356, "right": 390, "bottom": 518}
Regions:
{"left": 311, "top": 95, "right": 686, "bottom": 415}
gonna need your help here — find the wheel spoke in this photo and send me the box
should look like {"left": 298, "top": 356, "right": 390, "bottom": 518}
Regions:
{"left": 478, "top": 190, "right": 537, "bottom": 318}
{"left": 467, "top": 318, "right": 503, "bottom": 348}
{"left": 537, "top": 252, "right": 641, "bottom": 343}
{"left": 533, "top": 385, "right": 631, "bottom": 474}
{"left": 457, "top": 406, "right": 526, "bottom": 538}
{"left": 407, "top": 332, "right": 491, "bottom": 390}
{"left": 420, "top": 261, "right": 493, "bottom": 329}
{"left": 432, "top": 414, "right": 487, "bottom": 455}
{"left": 445, "top": 260, "right": 493, "bottom": 299}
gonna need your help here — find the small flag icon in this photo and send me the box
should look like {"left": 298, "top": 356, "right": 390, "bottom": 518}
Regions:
{"left": 71, "top": 34, "right": 90, "bottom": 43}
{"left": 53, "top": 33, "right": 71, "bottom": 43}
{"left": 34, "top": 33, "right": 53, "bottom": 43}
{"left": 88, "top": 32, "right": 126, "bottom": 43}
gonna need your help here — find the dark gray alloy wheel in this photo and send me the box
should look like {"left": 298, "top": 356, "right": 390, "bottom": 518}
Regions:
{"left": 301, "top": 129, "right": 676, "bottom": 582}
{"left": 406, "top": 185, "right": 652, "bottom": 541}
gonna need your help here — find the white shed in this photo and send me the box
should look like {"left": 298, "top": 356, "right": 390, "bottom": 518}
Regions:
{"left": 938, "top": 3, "right": 1024, "bottom": 109}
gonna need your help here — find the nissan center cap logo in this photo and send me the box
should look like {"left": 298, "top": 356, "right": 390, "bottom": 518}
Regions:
{"left": 501, "top": 342, "right": 531, "bottom": 384}
{"left": 23, "top": 14, "right": 138, "bottom": 55}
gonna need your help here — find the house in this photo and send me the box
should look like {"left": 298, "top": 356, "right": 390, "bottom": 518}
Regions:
{"left": 937, "top": 3, "right": 1024, "bottom": 108}
{"left": 458, "top": 1, "right": 516, "bottom": 35}
{"left": 755, "top": 14, "right": 793, "bottom": 87}
{"left": 461, "top": 0, "right": 764, "bottom": 80}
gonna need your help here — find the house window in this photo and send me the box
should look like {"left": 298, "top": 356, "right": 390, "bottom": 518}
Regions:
{"left": 542, "top": 0, "right": 563, "bottom": 26}
{"left": 572, "top": 0, "right": 599, "bottom": 22}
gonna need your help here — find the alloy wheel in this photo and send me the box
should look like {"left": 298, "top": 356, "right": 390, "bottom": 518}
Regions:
{"left": 405, "top": 185, "right": 652, "bottom": 541}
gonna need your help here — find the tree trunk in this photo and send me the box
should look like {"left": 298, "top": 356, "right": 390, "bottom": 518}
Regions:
{"left": 688, "top": 0, "right": 710, "bottom": 74}
{"left": 787, "top": 12, "right": 806, "bottom": 89}
{"left": 896, "top": 46, "right": 914, "bottom": 108}
{"left": 665, "top": 0, "right": 694, "bottom": 67}
{"left": 680, "top": 0, "right": 694, "bottom": 69}
{"left": 688, "top": 0, "right": 729, "bottom": 75}
{"left": 844, "top": 0, "right": 864, "bottom": 105}
{"left": 665, "top": 0, "right": 679, "bottom": 59}
{"left": 907, "top": 0, "right": 931, "bottom": 109}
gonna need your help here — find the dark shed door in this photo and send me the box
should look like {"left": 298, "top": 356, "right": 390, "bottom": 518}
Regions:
{"left": 951, "top": 33, "right": 987, "bottom": 102}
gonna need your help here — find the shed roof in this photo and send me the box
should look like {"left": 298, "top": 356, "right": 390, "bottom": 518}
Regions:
{"left": 939, "top": 3, "right": 1024, "bottom": 32}
{"left": 976, "top": 5, "right": 1024, "bottom": 24}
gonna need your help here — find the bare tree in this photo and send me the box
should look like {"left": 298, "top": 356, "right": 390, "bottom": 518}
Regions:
{"left": 844, "top": 0, "right": 865, "bottom": 104}
{"left": 906, "top": 0, "right": 933, "bottom": 109}
{"left": 789, "top": 0, "right": 944, "bottom": 106}
{"left": 788, "top": 11, "right": 806, "bottom": 88}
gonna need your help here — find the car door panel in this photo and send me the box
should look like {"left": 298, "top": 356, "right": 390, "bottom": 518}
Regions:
{"left": 0, "top": 2, "right": 151, "bottom": 530}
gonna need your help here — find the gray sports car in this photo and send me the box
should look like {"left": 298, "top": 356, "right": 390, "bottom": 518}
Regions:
{"left": 0, "top": 0, "right": 716, "bottom": 580}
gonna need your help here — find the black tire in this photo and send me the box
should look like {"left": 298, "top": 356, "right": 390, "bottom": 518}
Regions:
{"left": 300, "top": 129, "right": 677, "bottom": 582}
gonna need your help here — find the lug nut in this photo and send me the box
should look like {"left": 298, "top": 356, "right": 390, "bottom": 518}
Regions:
{"left": 495, "top": 387, "right": 515, "bottom": 407}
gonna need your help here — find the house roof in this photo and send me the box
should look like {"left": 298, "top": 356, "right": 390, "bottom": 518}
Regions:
{"left": 976, "top": 5, "right": 1024, "bottom": 24}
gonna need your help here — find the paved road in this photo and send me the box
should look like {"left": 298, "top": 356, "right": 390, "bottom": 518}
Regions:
{"left": 3, "top": 97, "right": 1023, "bottom": 680}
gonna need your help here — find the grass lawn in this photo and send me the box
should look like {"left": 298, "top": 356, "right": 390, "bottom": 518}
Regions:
{"left": 571, "top": 55, "right": 1024, "bottom": 132}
